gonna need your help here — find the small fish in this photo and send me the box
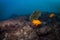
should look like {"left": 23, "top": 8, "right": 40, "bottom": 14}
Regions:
{"left": 49, "top": 13, "right": 55, "bottom": 18}
{"left": 32, "top": 19, "right": 42, "bottom": 27}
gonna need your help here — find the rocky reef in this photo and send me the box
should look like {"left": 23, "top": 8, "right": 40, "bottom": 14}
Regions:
{"left": 0, "top": 11, "right": 60, "bottom": 40}
{"left": 0, "top": 16, "right": 39, "bottom": 40}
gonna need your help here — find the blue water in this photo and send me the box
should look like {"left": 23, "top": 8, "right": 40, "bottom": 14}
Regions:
{"left": 0, "top": 0, "right": 60, "bottom": 20}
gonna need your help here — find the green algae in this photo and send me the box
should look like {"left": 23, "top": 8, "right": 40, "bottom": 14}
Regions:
{"left": 29, "top": 10, "right": 41, "bottom": 21}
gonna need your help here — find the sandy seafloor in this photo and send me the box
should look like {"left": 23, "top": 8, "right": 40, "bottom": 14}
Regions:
{"left": 0, "top": 13, "right": 60, "bottom": 40}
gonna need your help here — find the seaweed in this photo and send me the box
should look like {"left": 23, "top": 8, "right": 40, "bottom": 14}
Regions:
{"left": 29, "top": 10, "right": 41, "bottom": 21}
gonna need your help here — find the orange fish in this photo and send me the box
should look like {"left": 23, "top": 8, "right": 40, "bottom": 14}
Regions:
{"left": 32, "top": 19, "right": 42, "bottom": 27}
{"left": 49, "top": 13, "right": 55, "bottom": 18}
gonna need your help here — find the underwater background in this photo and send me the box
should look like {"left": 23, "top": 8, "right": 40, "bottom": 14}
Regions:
{"left": 0, "top": 0, "right": 60, "bottom": 20}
